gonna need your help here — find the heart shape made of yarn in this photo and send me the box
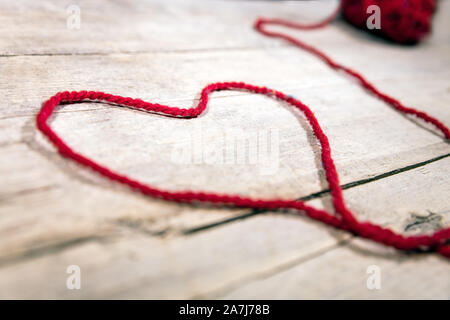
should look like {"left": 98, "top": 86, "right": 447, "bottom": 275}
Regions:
{"left": 35, "top": 7, "right": 450, "bottom": 258}
{"left": 36, "top": 83, "right": 450, "bottom": 258}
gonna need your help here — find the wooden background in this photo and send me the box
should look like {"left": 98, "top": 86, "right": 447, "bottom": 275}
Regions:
{"left": 0, "top": 0, "right": 449, "bottom": 299}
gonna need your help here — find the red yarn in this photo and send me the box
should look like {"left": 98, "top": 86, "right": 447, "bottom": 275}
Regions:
{"left": 36, "top": 6, "right": 449, "bottom": 258}
{"left": 342, "top": 0, "right": 436, "bottom": 43}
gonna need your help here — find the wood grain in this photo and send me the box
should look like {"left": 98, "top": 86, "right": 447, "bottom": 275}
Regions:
{"left": 0, "top": 0, "right": 449, "bottom": 299}
{"left": 0, "top": 157, "right": 448, "bottom": 299}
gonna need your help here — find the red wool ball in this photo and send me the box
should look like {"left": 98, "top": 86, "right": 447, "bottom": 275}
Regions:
{"left": 341, "top": 0, "right": 436, "bottom": 44}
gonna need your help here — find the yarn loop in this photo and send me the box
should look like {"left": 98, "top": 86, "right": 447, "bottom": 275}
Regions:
{"left": 36, "top": 1, "right": 449, "bottom": 258}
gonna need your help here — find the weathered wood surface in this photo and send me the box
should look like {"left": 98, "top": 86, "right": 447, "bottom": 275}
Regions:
{"left": 0, "top": 0, "right": 449, "bottom": 299}
{"left": 0, "top": 158, "right": 448, "bottom": 299}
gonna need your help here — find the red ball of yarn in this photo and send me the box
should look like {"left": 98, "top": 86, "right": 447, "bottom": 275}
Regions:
{"left": 341, "top": 0, "right": 436, "bottom": 44}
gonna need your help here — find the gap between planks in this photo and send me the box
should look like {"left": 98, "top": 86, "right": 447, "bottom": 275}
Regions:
{"left": 0, "top": 44, "right": 291, "bottom": 59}
{"left": 182, "top": 151, "right": 450, "bottom": 235}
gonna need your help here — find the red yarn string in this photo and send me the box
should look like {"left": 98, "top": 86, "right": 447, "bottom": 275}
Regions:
{"left": 36, "top": 8, "right": 450, "bottom": 257}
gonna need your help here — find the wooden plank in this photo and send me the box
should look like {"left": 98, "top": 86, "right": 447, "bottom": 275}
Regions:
{"left": 1, "top": 42, "right": 449, "bottom": 119}
{"left": 0, "top": 0, "right": 342, "bottom": 55}
{"left": 0, "top": 157, "right": 447, "bottom": 299}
